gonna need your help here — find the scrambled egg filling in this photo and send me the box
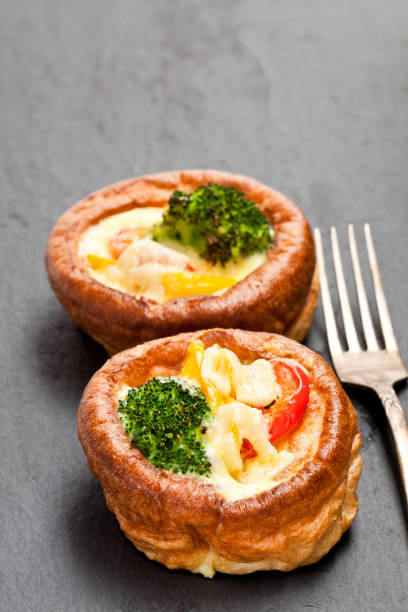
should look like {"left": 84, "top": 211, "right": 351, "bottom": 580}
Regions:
{"left": 180, "top": 341, "right": 294, "bottom": 501}
{"left": 116, "top": 341, "right": 294, "bottom": 501}
{"left": 78, "top": 207, "right": 266, "bottom": 302}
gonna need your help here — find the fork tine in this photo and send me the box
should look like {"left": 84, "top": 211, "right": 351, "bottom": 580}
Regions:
{"left": 348, "top": 225, "right": 379, "bottom": 351}
{"left": 314, "top": 228, "right": 343, "bottom": 356}
{"left": 364, "top": 224, "right": 398, "bottom": 352}
{"left": 330, "top": 227, "right": 361, "bottom": 353}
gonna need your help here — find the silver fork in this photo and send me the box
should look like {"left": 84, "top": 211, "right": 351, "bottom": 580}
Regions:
{"left": 314, "top": 223, "right": 408, "bottom": 514}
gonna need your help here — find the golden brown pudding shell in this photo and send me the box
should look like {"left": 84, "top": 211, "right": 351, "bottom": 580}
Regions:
{"left": 77, "top": 329, "right": 362, "bottom": 577}
{"left": 46, "top": 170, "right": 318, "bottom": 355}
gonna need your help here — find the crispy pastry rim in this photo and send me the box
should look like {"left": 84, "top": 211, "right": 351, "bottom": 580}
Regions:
{"left": 78, "top": 329, "right": 362, "bottom": 576}
{"left": 46, "top": 170, "right": 318, "bottom": 354}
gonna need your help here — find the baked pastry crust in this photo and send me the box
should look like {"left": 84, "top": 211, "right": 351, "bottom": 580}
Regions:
{"left": 46, "top": 170, "right": 317, "bottom": 355}
{"left": 78, "top": 329, "right": 362, "bottom": 577}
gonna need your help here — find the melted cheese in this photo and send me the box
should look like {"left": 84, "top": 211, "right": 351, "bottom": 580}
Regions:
{"left": 182, "top": 342, "right": 294, "bottom": 501}
{"left": 117, "top": 238, "right": 193, "bottom": 302}
{"left": 78, "top": 207, "right": 266, "bottom": 302}
{"left": 116, "top": 343, "right": 295, "bottom": 502}
{"left": 200, "top": 345, "right": 277, "bottom": 408}
{"left": 182, "top": 342, "right": 278, "bottom": 412}
{"left": 79, "top": 207, "right": 164, "bottom": 260}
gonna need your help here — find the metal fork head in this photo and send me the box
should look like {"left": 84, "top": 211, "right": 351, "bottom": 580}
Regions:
{"left": 314, "top": 224, "right": 408, "bottom": 389}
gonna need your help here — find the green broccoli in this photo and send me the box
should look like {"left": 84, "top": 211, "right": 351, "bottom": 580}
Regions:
{"left": 118, "top": 376, "right": 212, "bottom": 475}
{"left": 152, "top": 183, "right": 273, "bottom": 265}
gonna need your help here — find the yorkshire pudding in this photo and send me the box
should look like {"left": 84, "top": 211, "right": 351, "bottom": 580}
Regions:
{"left": 46, "top": 170, "right": 318, "bottom": 355}
{"left": 78, "top": 328, "right": 362, "bottom": 577}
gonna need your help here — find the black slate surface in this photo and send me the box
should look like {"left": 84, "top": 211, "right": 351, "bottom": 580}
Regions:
{"left": 1, "top": 1, "right": 408, "bottom": 610}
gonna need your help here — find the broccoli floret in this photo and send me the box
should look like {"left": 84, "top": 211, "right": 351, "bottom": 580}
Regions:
{"left": 118, "top": 376, "right": 212, "bottom": 475}
{"left": 152, "top": 183, "right": 273, "bottom": 265}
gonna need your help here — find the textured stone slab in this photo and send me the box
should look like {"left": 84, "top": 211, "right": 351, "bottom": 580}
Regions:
{"left": 1, "top": 1, "right": 407, "bottom": 610}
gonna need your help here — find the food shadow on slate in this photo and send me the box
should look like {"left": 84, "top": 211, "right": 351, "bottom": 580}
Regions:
{"left": 62, "top": 471, "right": 355, "bottom": 605}
{"left": 347, "top": 385, "right": 408, "bottom": 527}
{"left": 27, "top": 298, "right": 108, "bottom": 409}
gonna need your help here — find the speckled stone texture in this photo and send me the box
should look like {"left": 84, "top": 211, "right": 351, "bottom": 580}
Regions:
{"left": 1, "top": 1, "right": 407, "bottom": 611}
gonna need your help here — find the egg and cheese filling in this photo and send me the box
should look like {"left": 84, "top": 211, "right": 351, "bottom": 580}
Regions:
{"left": 78, "top": 207, "right": 266, "bottom": 303}
{"left": 117, "top": 341, "right": 295, "bottom": 502}
{"left": 180, "top": 342, "right": 294, "bottom": 501}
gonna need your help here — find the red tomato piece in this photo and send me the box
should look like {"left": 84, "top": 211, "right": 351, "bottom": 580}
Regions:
{"left": 239, "top": 360, "right": 309, "bottom": 460}
{"left": 267, "top": 361, "right": 309, "bottom": 443}
{"left": 240, "top": 438, "right": 257, "bottom": 460}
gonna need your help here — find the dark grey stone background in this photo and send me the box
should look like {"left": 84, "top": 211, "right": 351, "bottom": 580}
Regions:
{"left": 1, "top": 0, "right": 407, "bottom": 610}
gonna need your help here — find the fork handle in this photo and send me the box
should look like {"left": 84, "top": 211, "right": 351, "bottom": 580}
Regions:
{"left": 375, "top": 384, "right": 408, "bottom": 514}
